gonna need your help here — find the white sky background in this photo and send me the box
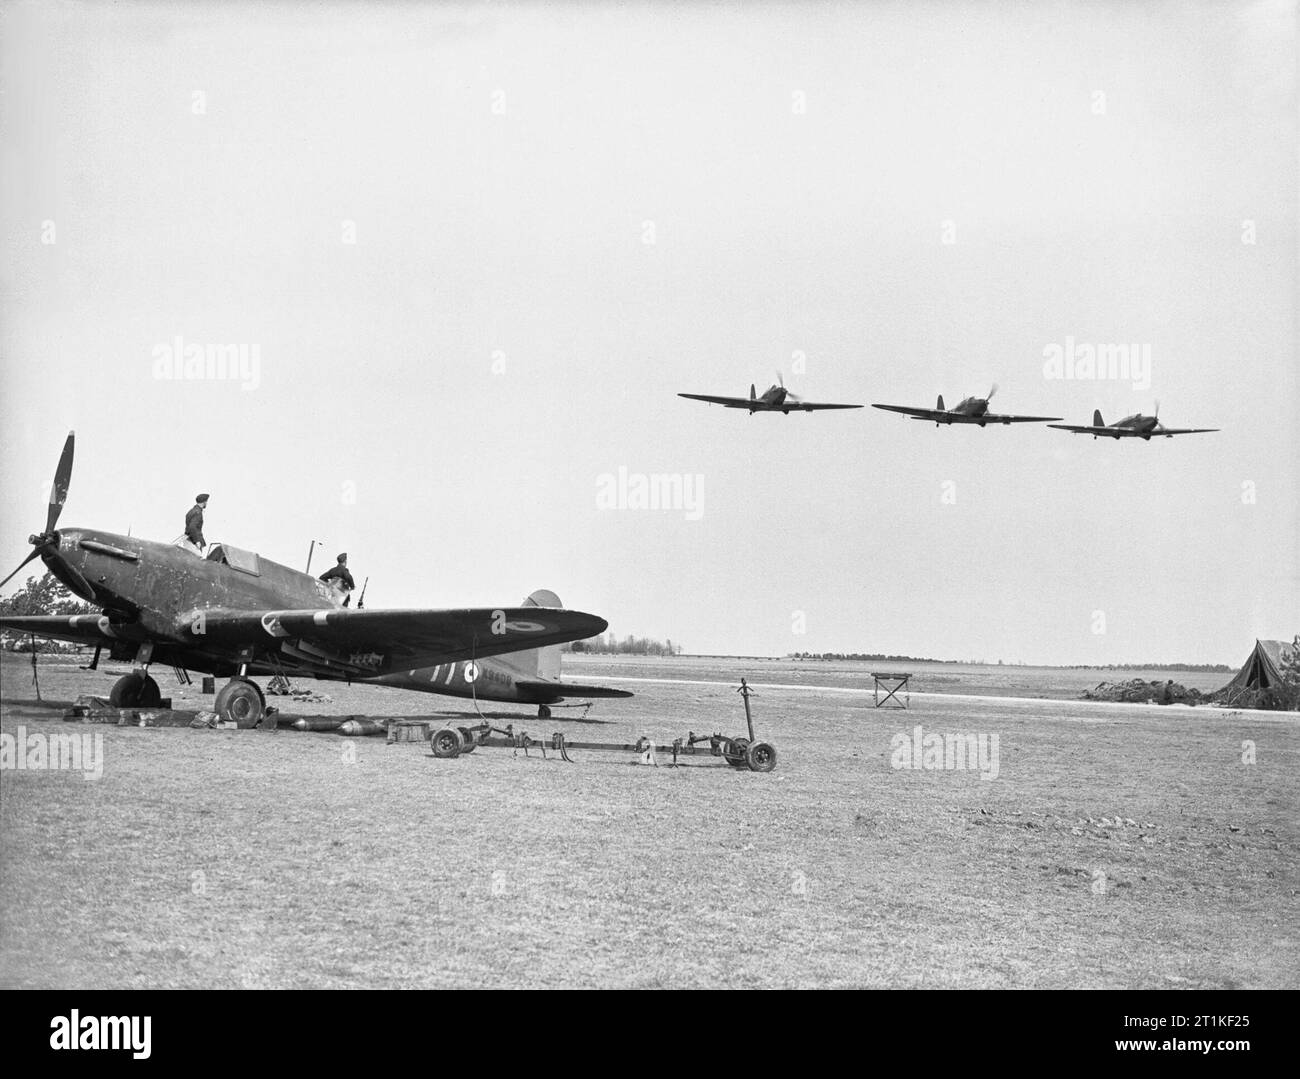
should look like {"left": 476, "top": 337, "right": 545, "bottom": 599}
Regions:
{"left": 0, "top": 0, "right": 1295, "bottom": 664}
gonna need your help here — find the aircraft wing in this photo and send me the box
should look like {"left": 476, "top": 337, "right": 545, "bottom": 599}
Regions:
{"left": 1155, "top": 427, "right": 1220, "bottom": 436}
{"left": 677, "top": 393, "right": 754, "bottom": 408}
{"left": 0, "top": 614, "right": 127, "bottom": 647}
{"left": 982, "top": 412, "right": 1063, "bottom": 424}
{"left": 193, "top": 606, "right": 607, "bottom": 671}
{"left": 512, "top": 679, "right": 635, "bottom": 703}
{"left": 872, "top": 403, "right": 944, "bottom": 420}
{"left": 1047, "top": 423, "right": 1120, "bottom": 435}
{"left": 784, "top": 401, "right": 863, "bottom": 411}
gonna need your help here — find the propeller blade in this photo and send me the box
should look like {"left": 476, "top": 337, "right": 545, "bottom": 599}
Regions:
{"left": 44, "top": 430, "right": 75, "bottom": 535}
{"left": 1154, "top": 399, "right": 1160, "bottom": 419}
{"left": 0, "top": 548, "right": 41, "bottom": 590}
{"left": 776, "top": 371, "right": 785, "bottom": 389}
{"left": 987, "top": 383, "right": 998, "bottom": 402}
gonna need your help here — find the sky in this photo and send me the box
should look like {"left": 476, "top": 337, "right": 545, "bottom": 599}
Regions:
{"left": 1, "top": 0, "right": 1295, "bottom": 665}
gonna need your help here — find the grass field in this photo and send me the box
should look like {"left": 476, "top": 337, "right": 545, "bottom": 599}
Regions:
{"left": 1, "top": 653, "right": 1295, "bottom": 989}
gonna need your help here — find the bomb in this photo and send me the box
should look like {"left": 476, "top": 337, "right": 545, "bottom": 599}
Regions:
{"left": 338, "top": 718, "right": 386, "bottom": 737}
{"left": 291, "top": 717, "right": 347, "bottom": 732}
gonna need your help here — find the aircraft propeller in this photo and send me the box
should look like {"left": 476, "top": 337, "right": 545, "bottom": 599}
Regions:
{"left": 0, "top": 431, "right": 93, "bottom": 598}
{"left": 986, "top": 382, "right": 999, "bottom": 402}
{"left": 776, "top": 371, "right": 802, "bottom": 403}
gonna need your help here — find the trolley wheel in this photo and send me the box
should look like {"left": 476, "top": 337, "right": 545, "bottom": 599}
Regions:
{"left": 745, "top": 741, "right": 778, "bottom": 773}
{"left": 214, "top": 678, "right": 264, "bottom": 729}
{"left": 457, "top": 727, "right": 477, "bottom": 753}
{"left": 109, "top": 672, "right": 163, "bottom": 708}
{"left": 724, "top": 737, "right": 750, "bottom": 767}
{"left": 430, "top": 727, "right": 465, "bottom": 759}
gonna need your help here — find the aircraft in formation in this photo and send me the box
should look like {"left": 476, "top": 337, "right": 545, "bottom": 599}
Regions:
{"left": 1047, "top": 405, "right": 1219, "bottom": 440}
{"left": 0, "top": 434, "right": 626, "bottom": 727}
{"left": 678, "top": 373, "right": 863, "bottom": 414}
{"left": 679, "top": 375, "right": 1219, "bottom": 443}
{"left": 871, "top": 384, "right": 1061, "bottom": 427}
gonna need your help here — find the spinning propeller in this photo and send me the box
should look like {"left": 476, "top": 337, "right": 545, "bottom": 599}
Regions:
{"left": 985, "top": 382, "right": 998, "bottom": 403}
{"left": 776, "top": 371, "right": 802, "bottom": 403}
{"left": 0, "top": 431, "right": 93, "bottom": 598}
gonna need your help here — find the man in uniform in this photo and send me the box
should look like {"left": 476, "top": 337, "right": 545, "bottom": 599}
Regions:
{"left": 185, "top": 494, "right": 209, "bottom": 554}
{"left": 319, "top": 552, "right": 356, "bottom": 606}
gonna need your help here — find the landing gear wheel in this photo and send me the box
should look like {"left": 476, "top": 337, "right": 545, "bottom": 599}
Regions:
{"left": 457, "top": 727, "right": 477, "bottom": 753}
{"left": 723, "top": 737, "right": 751, "bottom": 768}
{"left": 538, "top": 704, "right": 552, "bottom": 720}
{"left": 431, "top": 727, "right": 465, "bottom": 759}
{"left": 109, "top": 672, "right": 161, "bottom": 708}
{"left": 745, "top": 741, "right": 778, "bottom": 773}
{"left": 214, "top": 678, "right": 264, "bottom": 729}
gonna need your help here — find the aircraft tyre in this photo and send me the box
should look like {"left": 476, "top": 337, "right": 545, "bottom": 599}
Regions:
{"left": 431, "top": 727, "right": 465, "bottom": 759}
{"left": 215, "top": 678, "right": 264, "bottom": 729}
{"left": 109, "top": 672, "right": 162, "bottom": 708}
{"left": 538, "top": 704, "right": 552, "bottom": 720}
{"left": 745, "top": 741, "right": 778, "bottom": 773}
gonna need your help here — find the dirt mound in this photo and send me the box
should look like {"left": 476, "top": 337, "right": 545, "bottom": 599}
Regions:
{"left": 1082, "top": 679, "right": 1202, "bottom": 704}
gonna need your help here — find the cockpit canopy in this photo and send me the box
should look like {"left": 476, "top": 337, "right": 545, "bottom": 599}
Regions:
{"left": 205, "top": 543, "right": 261, "bottom": 576}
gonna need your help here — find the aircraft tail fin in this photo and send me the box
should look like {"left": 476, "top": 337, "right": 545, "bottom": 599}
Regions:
{"left": 520, "top": 589, "right": 563, "bottom": 680}
{"left": 937, "top": 394, "right": 945, "bottom": 411}
{"left": 1093, "top": 409, "right": 1104, "bottom": 427}
{"left": 750, "top": 384, "right": 756, "bottom": 401}
{"left": 514, "top": 588, "right": 632, "bottom": 703}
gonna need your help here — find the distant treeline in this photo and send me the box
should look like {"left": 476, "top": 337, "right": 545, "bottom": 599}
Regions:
{"left": 788, "top": 652, "right": 1232, "bottom": 671}
{"left": 790, "top": 651, "right": 956, "bottom": 663}
{"left": 566, "top": 634, "right": 682, "bottom": 656}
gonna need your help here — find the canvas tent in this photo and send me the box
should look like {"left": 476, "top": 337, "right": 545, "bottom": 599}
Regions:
{"left": 1215, "top": 639, "right": 1296, "bottom": 703}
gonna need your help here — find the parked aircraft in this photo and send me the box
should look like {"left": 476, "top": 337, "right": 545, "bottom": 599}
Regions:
{"left": 0, "top": 433, "right": 615, "bottom": 727}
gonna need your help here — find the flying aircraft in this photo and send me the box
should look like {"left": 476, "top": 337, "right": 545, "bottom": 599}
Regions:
{"left": 871, "top": 384, "right": 1060, "bottom": 426}
{"left": 0, "top": 433, "right": 620, "bottom": 727}
{"left": 1047, "top": 405, "right": 1219, "bottom": 440}
{"left": 678, "top": 373, "right": 863, "bottom": 414}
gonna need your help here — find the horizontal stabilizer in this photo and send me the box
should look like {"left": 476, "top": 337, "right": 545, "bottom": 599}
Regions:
{"left": 514, "top": 679, "right": 635, "bottom": 702}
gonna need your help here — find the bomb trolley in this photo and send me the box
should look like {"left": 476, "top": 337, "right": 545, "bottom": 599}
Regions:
{"left": 422, "top": 678, "right": 777, "bottom": 772}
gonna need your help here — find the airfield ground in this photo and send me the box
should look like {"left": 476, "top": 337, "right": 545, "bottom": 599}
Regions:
{"left": 1, "top": 654, "right": 1296, "bottom": 989}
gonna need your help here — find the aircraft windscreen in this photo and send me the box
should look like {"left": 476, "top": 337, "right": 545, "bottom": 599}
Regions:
{"left": 205, "top": 543, "right": 261, "bottom": 576}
